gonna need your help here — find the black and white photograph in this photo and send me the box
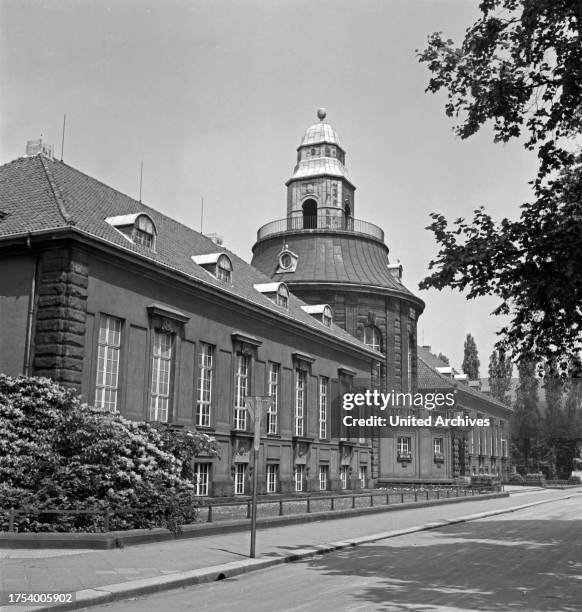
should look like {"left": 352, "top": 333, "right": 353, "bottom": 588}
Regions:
{"left": 1, "top": 1, "right": 581, "bottom": 611}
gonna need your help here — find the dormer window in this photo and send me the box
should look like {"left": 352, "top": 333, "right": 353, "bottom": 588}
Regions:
{"left": 134, "top": 215, "right": 155, "bottom": 248}
{"left": 191, "top": 253, "right": 233, "bottom": 283}
{"left": 276, "top": 246, "right": 298, "bottom": 274}
{"left": 276, "top": 284, "right": 289, "bottom": 308}
{"left": 216, "top": 255, "right": 232, "bottom": 282}
{"left": 254, "top": 282, "right": 290, "bottom": 310}
{"left": 301, "top": 304, "right": 333, "bottom": 327}
{"left": 105, "top": 213, "right": 157, "bottom": 251}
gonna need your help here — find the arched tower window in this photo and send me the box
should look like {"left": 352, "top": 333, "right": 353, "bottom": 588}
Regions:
{"left": 344, "top": 200, "right": 352, "bottom": 230}
{"left": 302, "top": 199, "right": 317, "bottom": 229}
{"left": 364, "top": 326, "right": 382, "bottom": 352}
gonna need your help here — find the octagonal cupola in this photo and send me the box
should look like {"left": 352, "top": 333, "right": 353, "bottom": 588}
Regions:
{"left": 286, "top": 108, "right": 355, "bottom": 226}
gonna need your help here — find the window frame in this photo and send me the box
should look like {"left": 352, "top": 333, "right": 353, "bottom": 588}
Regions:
{"left": 216, "top": 254, "right": 232, "bottom": 283}
{"left": 95, "top": 314, "right": 123, "bottom": 412}
{"left": 340, "top": 465, "right": 349, "bottom": 490}
{"left": 364, "top": 326, "right": 382, "bottom": 351}
{"left": 319, "top": 465, "right": 328, "bottom": 491}
{"left": 294, "top": 368, "right": 307, "bottom": 436}
{"left": 276, "top": 284, "right": 289, "bottom": 308}
{"left": 149, "top": 329, "right": 174, "bottom": 423}
{"left": 196, "top": 343, "right": 214, "bottom": 427}
{"left": 194, "top": 462, "right": 210, "bottom": 496}
{"left": 234, "top": 463, "right": 246, "bottom": 495}
{"left": 319, "top": 376, "right": 328, "bottom": 439}
{"left": 397, "top": 436, "right": 411, "bottom": 454}
{"left": 266, "top": 464, "right": 278, "bottom": 493}
{"left": 295, "top": 464, "right": 305, "bottom": 492}
{"left": 234, "top": 352, "right": 251, "bottom": 430}
{"left": 267, "top": 363, "right": 280, "bottom": 434}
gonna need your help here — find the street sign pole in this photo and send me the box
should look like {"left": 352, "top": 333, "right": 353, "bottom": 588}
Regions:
{"left": 250, "top": 444, "right": 259, "bottom": 558}
{"left": 245, "top": 396, "right": 271, "bottom": 559}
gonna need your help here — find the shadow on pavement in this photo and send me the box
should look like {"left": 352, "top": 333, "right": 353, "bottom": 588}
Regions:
{"left": 298, "top": 519, "right": 582, "bottom": 611}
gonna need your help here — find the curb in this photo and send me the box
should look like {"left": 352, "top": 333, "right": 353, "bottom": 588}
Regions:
{"left": 23, "top": 489, "right": 582, "bottom": 612}
{"left": 1, "top": 492, "right": 507, "bottom": 550}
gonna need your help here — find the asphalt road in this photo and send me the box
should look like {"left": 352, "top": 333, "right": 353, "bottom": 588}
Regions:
{"left": 88, "top": 494, "right": 582, "bottom": 612}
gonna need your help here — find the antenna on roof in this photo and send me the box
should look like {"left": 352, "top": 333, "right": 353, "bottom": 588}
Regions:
{"left": 200, "top": 196, "right": 204, "bottom": 234}
{"left": 139, "top": 160, "right": 144, "bottom": 203}
{"left": 60, "top": 114, "right": 66, "bottom": 161}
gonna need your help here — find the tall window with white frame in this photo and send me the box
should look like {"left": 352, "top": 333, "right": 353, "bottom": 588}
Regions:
{"left": 234, "top": 352, "right": 251, "bottom": 430}
{"left": 319, "top": 376, "right": 328, "bottom": 439}
{"left": 295, "top": 464, "right": 304, "bottom": 492}
{"left": 433, "top": 437, "right": 443, "bottom": 456}
{"left": 194, "top": 463, "right": 210, "bottom": 496}
{"left": 149, "top": 330, "right": 173, "bottom": 422}
{"left": 359, "top": 465, "right": 368, "bottom": 488}
{"left": 340, "top": 465, "right": 349, "bottom": 489}
{"left": 196, "top": 343, "right": 214, "bottom": 427}
{"left": 95, "top": 315, "right": 122, "bottom": 411}
{"left": 234, "top": 463, "right": 246, "bottom": 495}
{"left": 397, "top": 436, "right": 411, "bottom": 455}
{"left": 295, "top": 368, "right": 306, "bottom": 436}
{"left": 319, "top": 465, "right": 328, "bottom": 491}
{"left": 266, "top": 464, "right": 278, "bottom": 493}
{"left": 267, "top": 363, "right": 280, "bottom": 434}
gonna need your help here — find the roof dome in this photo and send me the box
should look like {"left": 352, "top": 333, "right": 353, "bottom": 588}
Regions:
{"left": 300, "top": 123, "right": 342, "bottom": 148}
{"left": 299, "top": 110, "right": 343, "bottom": 149}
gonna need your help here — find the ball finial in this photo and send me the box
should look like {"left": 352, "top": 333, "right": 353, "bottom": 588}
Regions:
{"left": 317, "top": 108, "right": 327, "bottom": 121}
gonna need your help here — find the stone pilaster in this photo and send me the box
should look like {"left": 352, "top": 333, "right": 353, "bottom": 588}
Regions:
{"left": 32, "top": 247, "right": 89, "bottom": 390}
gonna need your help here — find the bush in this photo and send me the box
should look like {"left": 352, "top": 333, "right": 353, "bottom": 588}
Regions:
{"left": 0, "top": 375, "right": 219, "bottom": 533}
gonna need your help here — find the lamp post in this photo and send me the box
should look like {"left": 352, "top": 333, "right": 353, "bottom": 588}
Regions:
{"left": 245, "top": 396, "right": 272, "bottom": 558}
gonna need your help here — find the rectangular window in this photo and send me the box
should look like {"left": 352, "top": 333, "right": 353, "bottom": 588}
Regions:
{"left": 340, "top": 466, "right": 349, "bottom": 489}
{"left": 95, "top": 315, "right": 122, "bottom": 412}
{"left": 295, "top": 369, "right": 306, "bottom": 436}
{"left": 234, "top": 353, "right": 251, "bottom": 430}
{"left": 266, "top": 464, "right": 278, "bottom": 493}
{"left": 433, "top": 438, "right": 443, "bottom": 455}
{"left": 359, "top": 466, "right": 368, "bottom": 488}
{"left": 501, "top": 438, "right": 508, "bottom": 458}
{"left": 319, "top": 465, "right": 328, "bottom": 491}
{"left": 267, "top": 363, "right": 280, "bottom": 434}
{"left": 149, "top": 330, "right": 173, "bottom": 422}
{"left": 295, "top": 465, "right": 304, "bottom": 492}
{"left": 319, "top": 376, "right": 328, "bottom": 439}
{"left": 234, "top": 463, "right": 246, "bottom": 495}
{"left": 194, "top": 463, "right": 210, "bottom": 496}
{"left": 397, "top": 437, "right": 411, "bottom": 454}
{"left": 196, "top": 343, "right": 214, "bottom": 427}
{"left": 470, "top": 428, "right": 475, "bottom": 454}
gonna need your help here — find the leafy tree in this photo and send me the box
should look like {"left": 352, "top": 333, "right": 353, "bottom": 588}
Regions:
{"left": 0, "top": 375, "right": 219, "bottom": 533}
{"left": 437, "top": 352, "right": 450, "bottom": 365}
{"left": 418, "top": 1, "right": 582, "bottom": 373}
{"left": 511, "top": 358, "right": 541, "bottom": 470}
{"left": 488, "top": 349, "right": 513, "bottom": 405}
{"left": 462, "top": 333, "right": 480, "bottom": 380}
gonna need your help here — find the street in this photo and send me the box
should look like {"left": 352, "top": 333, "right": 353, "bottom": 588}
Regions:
{"left": 89, "top": 494, "right": 582, "bottom": 612}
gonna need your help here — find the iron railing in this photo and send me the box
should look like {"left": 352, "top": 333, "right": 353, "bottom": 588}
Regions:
{"left": 256, "top": 215, "right": 385, "bottom": 242}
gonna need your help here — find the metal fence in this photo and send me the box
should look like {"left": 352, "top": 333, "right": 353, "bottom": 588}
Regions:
{"left": 256, "top": 216, "right": 385, "bottom": 242}
{"left": 1, "top": 487, "right": 484, "bottom": 532}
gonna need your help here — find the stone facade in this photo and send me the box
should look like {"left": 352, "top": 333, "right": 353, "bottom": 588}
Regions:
{"left": 32, "top": 246, "right": 89, "bottom": 390}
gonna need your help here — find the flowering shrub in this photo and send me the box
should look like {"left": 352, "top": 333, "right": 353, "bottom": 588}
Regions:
{"left": 0, "top": 375, "right": 219, "bottom": 533}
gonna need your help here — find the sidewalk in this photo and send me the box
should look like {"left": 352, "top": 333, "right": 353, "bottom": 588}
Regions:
{"left": 1, "top": 488, "right": 579, "bottom": 612}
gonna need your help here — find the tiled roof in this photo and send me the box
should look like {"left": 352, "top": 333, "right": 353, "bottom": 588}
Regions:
{"left": 289, "top": 157, "right": 352, "bottom": 184}
{"left": 252, "top": 232, "right": 423, "bottom": 304}
{"left": 300, "top": 122, "right": 342, "bottom": 148}
{"left": 417, "top": 346, "right": 511, "bottom": 412}
{"left": 0, "top": 154, "right": 380, "bottom": 357}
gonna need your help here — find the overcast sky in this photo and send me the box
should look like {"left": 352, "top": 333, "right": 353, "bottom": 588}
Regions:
{"left": 0, "top": 0, "right": 538, "bottom": 372}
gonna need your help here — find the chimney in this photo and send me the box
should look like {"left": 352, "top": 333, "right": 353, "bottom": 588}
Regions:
{"left": 388, "top": 263, "right": 403, "bottom": 281}
{"left": 205, "top": 232, "right": 223, "bottom": 246}
{"left": 421, "top": 345, "right": 431, "bottom": 352}
{"left": 25, "top": 139, "right": 54, "bottom": 160}
{"left": 454, "top": 373, "right": 469, "bottom": 385}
